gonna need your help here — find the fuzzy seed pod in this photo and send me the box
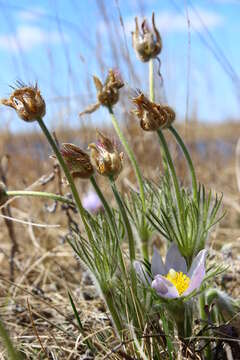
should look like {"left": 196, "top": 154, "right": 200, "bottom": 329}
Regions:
{"left": 0, "top": 182, "right": 8, "bottom": 206}
{"left": 88, "top": 131, "right": 123, "bottom": 180}
{"left": 60, "top": 143, "right": 94, "bottom": 179}
{"left": 79, "top": 69, "right": 124, "bottom": 116}
{"left": 132, "top": 92, "right": 175, "bottom": 131}
{"left": 1, "top": 82, "right": 46, "bottom": 122}
{"left": 132, "top": 12, "right": 162, "bottom": 62}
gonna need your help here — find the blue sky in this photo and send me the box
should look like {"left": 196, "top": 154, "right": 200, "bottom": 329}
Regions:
{"left": 0, "top": 0, "right": 239, "bottom": 132}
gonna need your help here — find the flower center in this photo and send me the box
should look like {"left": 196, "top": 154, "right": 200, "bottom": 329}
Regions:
{"left": 165, "top": 269, "right": 190, "bottom": 295}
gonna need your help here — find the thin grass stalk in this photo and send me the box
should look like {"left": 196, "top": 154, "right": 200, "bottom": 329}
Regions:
{"left": 6, "top": 190, "right": 74, "bottom": 206}
{"left": 68, "top": 292, "right": 95, "bottom": 352}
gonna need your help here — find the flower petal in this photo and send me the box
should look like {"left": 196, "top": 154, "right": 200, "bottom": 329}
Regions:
{"left": 165, "top": 243, "right": 187, "bottom": 273}
{"left": 134, "top": 261, "right": 151, "bottom": 285}
{"left": 187, "top": 249, "right": 207, "bottom": 278}
{"left": 183, "top": 249, "right": 207, "bottom": 296}
{"left": 152, "top": 275, "right": 179, "bottom": 299}
{"left": 151, "top": 247, "right": 166, "bottom": 277}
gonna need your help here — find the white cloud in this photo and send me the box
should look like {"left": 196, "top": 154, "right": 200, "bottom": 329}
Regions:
{"left": 120, "top": 8, "right": 223, "bottom": 35}
{"left": 0, "top": 25, "right": 68, "bottom": 52}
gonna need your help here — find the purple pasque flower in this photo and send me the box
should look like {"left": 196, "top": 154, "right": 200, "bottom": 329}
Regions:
{"left": 134, "top": 243, "right": 207, "bottom": 299}
{"left": 82, "top": 190, "right": 103, "bottom": 214}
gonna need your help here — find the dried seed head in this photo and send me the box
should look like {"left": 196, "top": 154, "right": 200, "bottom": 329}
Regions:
{"left": 89, "top": 131, "right": 123, "bottom": 179}
{"left": 132, "top": 12, "right": 162, "bottom": 62}
{"left": 60, "top": 143, "right": 94, "bottom": 179}
{"left": 79, "top": 69, "right": 124, "bottom": 116}
{"left": 0, "top": 182, "right": 8, "bottom": 206}
{"left": 132, "top": 92, "right": 175, "bottom": 131}
{"left": 1, "top": 82, "right": 46, "bottom": 122}
{"left": 96, "top": 69, "right": 124, "bottom": 108}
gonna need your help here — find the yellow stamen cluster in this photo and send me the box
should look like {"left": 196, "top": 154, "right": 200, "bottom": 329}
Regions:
{"left": 166, "top": 269, "right": 190, "bottom": 295}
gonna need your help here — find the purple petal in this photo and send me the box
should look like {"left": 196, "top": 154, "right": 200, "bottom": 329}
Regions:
{"left": 183, "top": 250, "right": 207, "bottom": 296}
{"left": 152, "top": 275, "right": 179, "bottom": 299}
{"left": 187, "top": 249, "right": 207, "bottom": 278}
{"left": 165, "top": 243, "right": 187, "bottom": 273}
{"left": 82, "top": 191, "right": 103, "bottom": 214}
{"left": 151, "top": 247, "right": 166, "bottom": 276}
{"left": 134, "top": 261, "right": 151, "bottom": 285}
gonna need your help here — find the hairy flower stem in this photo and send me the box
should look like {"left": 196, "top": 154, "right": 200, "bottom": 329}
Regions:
{"left": 149, "top": 59, "right": 155, "bottom": 102}
{"left": 169, "top": 126, "right": 198, "bottom": 202}
{"left": 37, "top": 117, "right": 91, "bottom": 237}
{"left": 157, "top": 130, "right": 185, "bottom": 233}
{"left": 148, "top": 60, "right": 171, "bottom": 180}
{"left": 109, "top": 176, "right": 136, "bottom": 262}
{"left": 6, "top": 191, "right": 74, "bottom": 206}
{"left": 108, "top": 106, "right": 149, "bottom": 260}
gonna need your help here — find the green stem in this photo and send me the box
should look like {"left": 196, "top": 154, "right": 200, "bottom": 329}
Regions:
{"left": 37, "top": 117, "right": 90, "bottom": 235}
{"left": 90, "top": 176, "right": 114, "bottom": 227}
{"left": 109, "top": 177, "right": 135, "bottom": 262}
{"left": 169, "top": 125, "right": 198, "bottom": 202}
{"left": 102, "top": 287, "right": 123, "bottom": 335}
{"left": 157, "top": 130, "right": 184, "bottom": 225}
{"left": 199, "top": 293, "right": 212, "bottom": 360}
{"left": 108, "top": 107, "right": 145, "bottom": 212}
{"left": 149, "top": 59, "right": 171, "bottom": 186}
{"left": 0, "top": 318, "right": 22, "bottom": 360}
{"left": 108, "top": 107, "right": 149, "bottom": 260}
{"left": 149, "top": 59, "right": 155, "bottom": 102}
{"left": 7, "top": 191, "right": 74, "bottom": 206}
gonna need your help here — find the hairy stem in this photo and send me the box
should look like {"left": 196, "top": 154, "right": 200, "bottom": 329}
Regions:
{"left": 7, "top": 191, "right": 75, "bottom": 206}
{"left": 108, "top": 106, "right": 149, "bottom": 260}
{"left": 149, "top": 59, "right": 155, "bottom": 102}
{"left": 169, "top": 125, "right": 198, "bottom": 202}
{"left": 157, "top": 130, "right": 185, "bottom": 233}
